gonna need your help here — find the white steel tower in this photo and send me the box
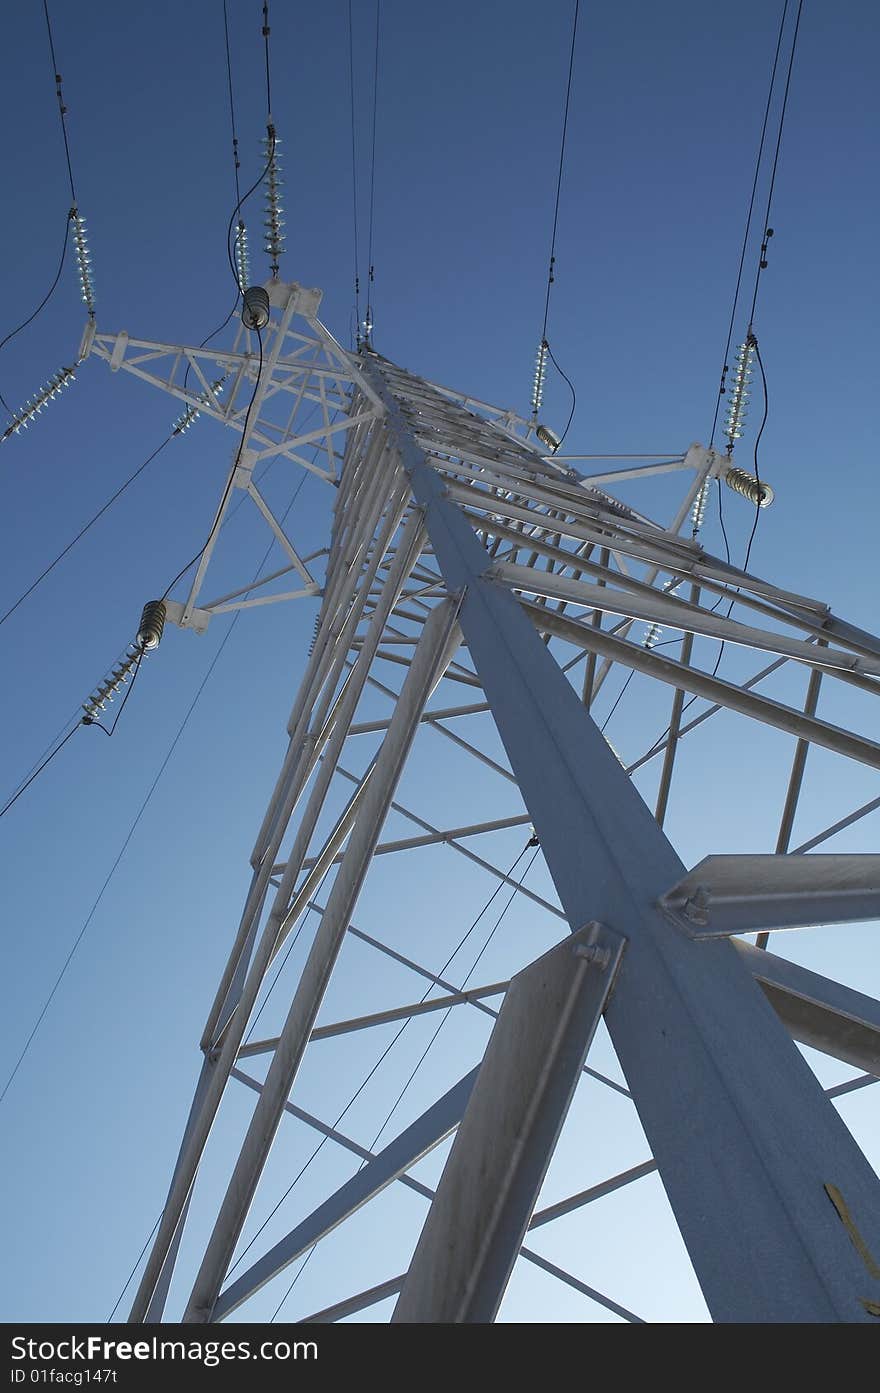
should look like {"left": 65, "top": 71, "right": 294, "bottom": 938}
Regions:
{"left": 82, "top": 275, "right": 880, "bottom": 1325}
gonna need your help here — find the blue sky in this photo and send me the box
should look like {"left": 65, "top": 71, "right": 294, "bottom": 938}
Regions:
{"left": 1, "top": 0, "right": 878, "bottom": 1324}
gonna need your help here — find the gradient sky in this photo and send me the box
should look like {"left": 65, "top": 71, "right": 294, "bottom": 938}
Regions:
{"left": 1, "top": 0, "right": 878, "bottom": 1325}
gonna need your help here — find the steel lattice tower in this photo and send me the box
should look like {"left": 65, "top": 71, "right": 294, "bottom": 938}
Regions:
{"left": 81, "top": 277, "right": 880, "bottom": 1324}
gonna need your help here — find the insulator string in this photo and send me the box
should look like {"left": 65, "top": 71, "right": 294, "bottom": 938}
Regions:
{"left": 1, "top": 364, "right": 76, "bottom": 442}
{"left": 71, "top": 209, "right": 96, "bottom": 315}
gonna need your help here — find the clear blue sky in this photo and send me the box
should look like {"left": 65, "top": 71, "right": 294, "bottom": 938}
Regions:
{"left": 0, "top": 0, "right": 878, "bottom": 1324}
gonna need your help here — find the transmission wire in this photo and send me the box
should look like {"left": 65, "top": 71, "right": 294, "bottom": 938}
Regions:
{"left": 746, "top": 0, "right": 805, "bottom": 329}
{"left": 347, "top": 0, "right": 362, "bottom": 347}
{"left": 0, "top": 214, "right": 72, "bottom": 415}
{"left": 0, "top": 434, "right": 174, "bottom": 631}
{"left": 42, "top": 0, "right": 78, "bottom": 205}
{"left": 708, "top": 0, "right": 790, "bottom": 448}
{"left": 364, "top": 1, "right": 381, "bottom": 343}
{"left": 227, "top": 842, "right": 534, "bottom": 1289}
{"left": 0, "top": 449, "right": 314, "bottom": 1104}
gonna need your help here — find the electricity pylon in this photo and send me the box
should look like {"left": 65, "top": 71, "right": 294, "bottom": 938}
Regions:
{"left": 83, "top": 278, "right": 880, "bottom": 1324}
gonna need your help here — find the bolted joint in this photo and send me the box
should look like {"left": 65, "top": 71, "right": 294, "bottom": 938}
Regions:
{"left": 682, "top": 884, "right": 711, "bottom": 927}
{"left": 574, "top": 920, "right": 619, "bottom": 973}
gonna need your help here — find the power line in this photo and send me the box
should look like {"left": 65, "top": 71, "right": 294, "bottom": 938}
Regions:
{"left": 0, "top": 433, "right": 174, "bottom": 631}
{"left": 222, "top": 0, "right": 243, "bottom": 212}
{"left": 529, "top": 1, "right": 581, "bottom": 438}
{"left": 107, "top": 1214, "right": 161, "bottom": 1322}
{"left": 262, "top": 2, "right": 273, "bottom": 117}
{"left": 42, "top": 0, "right": 78, "bottom": 206}
{"left": 708, "top": 0, "right": 790, "bottom": 448}
{"left": 544, "top": 340, "right": 577, "bottom": 451}
{"left": 347, "top": 0, "right": 362, "bottom": 348}
{"left": 268, "top": 841, "right": 539, "bottom": 1320}
{"left": 0, "top": 598, "right": 245, "bottom": 1104}
{"left": 101, "top": 465, "right": 314, "bottom": 1314}
{"left": 746, "top": 0, "right": 805, "bottom": 329}
{"left": 364, "top": 1, "right": 381, "bottom": 346}
{"left": 600, "top": 670, "right": 635, "bottom": 733}
{"left": 229, "top": 841, "right": 534, "bottom": 1291}
{"left": 0, "top": 213, "right": 72, "bottom": 415}
{"left": 226, "top": 145, "right": 275, "bottom": 294}
{"left": 0, "top": 724, "right": 79, "bottom": 825}
{"left": 539, "top": 0, "right": 580, "bottom": 349}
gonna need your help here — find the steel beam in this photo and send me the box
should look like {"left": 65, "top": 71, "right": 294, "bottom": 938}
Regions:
{"left": 661, "top": 854, "right": 880, "bottom": 936}
{"left": 735, "top": 940, "right": 880, "bottom": 1076}
{"left": 393, "top": 922, "right": 626, "bottom": 1322}
{"left": 184, "top": 597, "right": 464, "bottom": 1321}
{"left": 369, "top": 357, "right": 880, "bottom": 1324}
{"left": 214, "top": 1066, "right": 479, "bottom": 1319}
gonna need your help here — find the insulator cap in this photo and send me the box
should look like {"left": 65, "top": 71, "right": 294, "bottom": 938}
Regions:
{"left": 536, "top": 423, "right": 561, "bottom": 451}
{"left": 241, "top": 285, "right": 270, "bottom": 330}
{"left": 724, "top": 466, "right": 774, "bottom": 508}
{"left": 137, "top": 600, "right": 167, "bottom": 651}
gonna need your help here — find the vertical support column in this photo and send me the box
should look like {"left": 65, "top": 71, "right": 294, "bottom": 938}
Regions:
{"left": 756, "top": 652, "right": 825, "bottom": 951}
{"left": 654, "top": 583, "right": 700, "bottom": 827}
{"left": 582, "top": 546, "right": 609, "bottom": 706}
{"left": 183, "top": 595, "right": 464, "bottom": 1322}
{"left": 393, "top": 922, "right": 626, "bottom": 1323}
{"left": 367, "top": 363, "right": 880, "bottom": 1324}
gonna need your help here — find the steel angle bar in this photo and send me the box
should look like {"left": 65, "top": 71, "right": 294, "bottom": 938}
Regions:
{"left": 184, "top": 599, "right": 464, "bottom": 1321}
{"left": 625, "top": 652, "right": 793, "bottom": 775}
{"left": 131, "top": 487, "right": 415, "bottom": 1320}
{"left": 575, "top": 460, "right": 691, "bottom": 484}
{"left": 214, "top": 1066, "right": 479, "bottom": 1319}
{"left": 368, "top": 357, "right": 880, "bottom": 1323}
{"left": 523, "top": 601, "right": 880, "bottom": 772}
{"left": 447, "top": 481, "right": 830, "bottom": 619}
{"left": 237, "top": 980, "right": 509, "bottom": 1057}
{"left": 494, "top": 562, "right": 880, "bottom": 684}
{"left": 297, "top": 814, "right": 532, "bottom": 871}
{"left": 227, "top": 1066, "right": 640, "bottom": 1323}
{"left": 528, "top": 1160, "right": 659, "bottom": 1230}
{"left": 340, "top": 920, "right": 630, "bottom": 1099}
{"left": 348, "top": 700, "right": 490, "bottom": 737}
{"left": 792, "top": 793, "right": 880, "bottom": 856}
{"left": 735, "top": 940, "right": 880, "bottom": 1077}
{"left": 393, "top": 922, "right": 626, "bottom": 1323}
{"left": 362, "top": 672, "right": 514, "bottom": 783}
{"left": 207, "top": 478, "right": 411, "bottom": 1045}
{"left": 826, "top": 1074, "right": 879, "bottom": 1100}
{"left": 757, "top": 659, "right": 826, "bottom": 950}
{"left": 661, "top": 854, "right": 880, "bottom": 936}
{"left": 299, "top": 1278, "right": 406, "bottom": 1324}
{"left": 655, "top": 585, "right": 699, "bottom": 826}
{"left": 334, "top": 766, "right": 563, "bottom": 918}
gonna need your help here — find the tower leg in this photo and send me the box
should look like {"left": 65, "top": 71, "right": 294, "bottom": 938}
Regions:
{"left": 372, "top": 366, "right": 880, "bottom": 1324}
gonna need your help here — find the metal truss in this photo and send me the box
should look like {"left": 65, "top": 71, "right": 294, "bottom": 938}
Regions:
{"left": 89, "top": 281, "right": 880, "bottom": 1324}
